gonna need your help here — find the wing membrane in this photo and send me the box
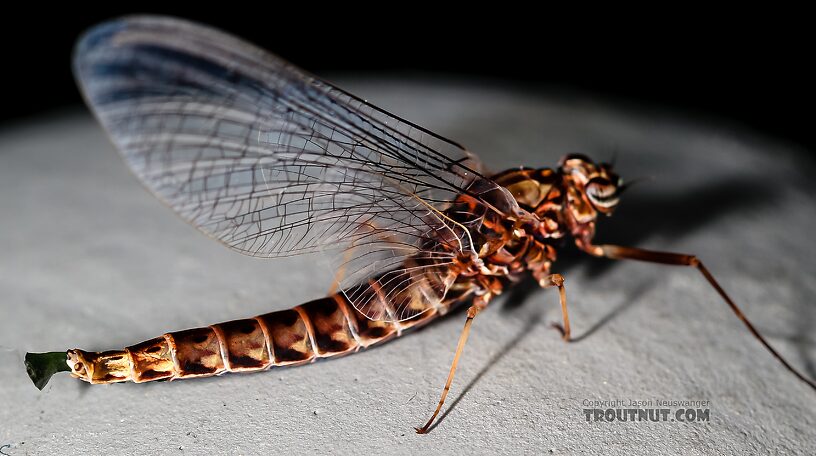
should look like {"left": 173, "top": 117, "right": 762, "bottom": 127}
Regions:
{"left": 73, "top": 16, "right": 518, "bottom": 321}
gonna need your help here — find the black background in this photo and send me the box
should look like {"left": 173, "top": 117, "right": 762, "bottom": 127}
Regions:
{"left": 2, "top": 8, "right": 813, "bottom": 156}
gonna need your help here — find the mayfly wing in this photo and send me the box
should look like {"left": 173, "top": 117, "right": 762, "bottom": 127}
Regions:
{"left": 73, "top": 16, "right": 520, "bottom": 322}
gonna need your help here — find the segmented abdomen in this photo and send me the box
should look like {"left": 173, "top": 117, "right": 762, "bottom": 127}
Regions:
{"left": 67, "top": 287, "right": 445, "bottom": 384}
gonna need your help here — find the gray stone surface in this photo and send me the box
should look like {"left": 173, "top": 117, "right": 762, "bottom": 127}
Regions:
{"left": 1, "top": 79, "right": 815, "bottom": 455}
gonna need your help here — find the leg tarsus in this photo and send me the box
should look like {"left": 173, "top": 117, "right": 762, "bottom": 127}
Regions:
{"left": 550, "top": 322, "right": 568, "bottom": 341}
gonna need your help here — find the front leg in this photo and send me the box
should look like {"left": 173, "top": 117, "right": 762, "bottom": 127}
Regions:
{"left": 578, "top": 240, "right": 816, "bottom": 391}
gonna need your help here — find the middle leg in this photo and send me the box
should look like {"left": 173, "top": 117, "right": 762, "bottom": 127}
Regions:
{"left": 537, "top": 273, "right": 571, "bottom": 342}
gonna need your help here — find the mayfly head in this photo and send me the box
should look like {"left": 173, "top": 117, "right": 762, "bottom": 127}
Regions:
{"left": 559, "top": 153, "right": 624, "bottom": 216}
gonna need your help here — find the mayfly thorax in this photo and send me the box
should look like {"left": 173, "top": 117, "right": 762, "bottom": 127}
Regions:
{"left": 24, "top": 16, "right": 816, "bottom": 434}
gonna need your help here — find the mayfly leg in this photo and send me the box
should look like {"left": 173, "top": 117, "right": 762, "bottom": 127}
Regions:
{"left": 592, "top": 243, "right": 816, "bottom": 391}
{"left": 415, "top": 273, "right": 570, "bottom": 433}
{"left": 415, "top": 301, "right": 486, "bottom": 434}
{"left": 537, "top": 273, "right": 571, "bottom": 342}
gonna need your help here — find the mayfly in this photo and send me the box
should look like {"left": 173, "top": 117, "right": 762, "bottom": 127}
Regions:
{"left": 25, "top": 16, "right": 816, "bottom": 433}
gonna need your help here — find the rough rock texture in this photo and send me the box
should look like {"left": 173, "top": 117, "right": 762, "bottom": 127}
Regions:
{"left": 1, "top": 79, "right": 815, "bottom": 455}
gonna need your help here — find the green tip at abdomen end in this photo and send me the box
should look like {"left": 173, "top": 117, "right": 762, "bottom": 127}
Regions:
{"left": 25, "top": 351, "right": 70, "bottom": 390}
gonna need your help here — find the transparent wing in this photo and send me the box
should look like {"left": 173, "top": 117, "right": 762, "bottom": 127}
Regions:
{"left": 74, "top": 16, "right": 519, "bottom": 321}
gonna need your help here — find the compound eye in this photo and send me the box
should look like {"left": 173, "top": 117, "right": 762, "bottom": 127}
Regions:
{"left": 586, "top": 177, "right": 619, "bottom": 212}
